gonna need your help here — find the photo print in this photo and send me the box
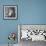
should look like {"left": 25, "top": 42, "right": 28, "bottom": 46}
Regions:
{"left": 3, "top": 5, "right": 17, "bottom": 20}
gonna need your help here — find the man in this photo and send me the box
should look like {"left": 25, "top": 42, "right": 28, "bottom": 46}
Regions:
{"left": 6, "top": 7, "right": 15, "bottom": 17}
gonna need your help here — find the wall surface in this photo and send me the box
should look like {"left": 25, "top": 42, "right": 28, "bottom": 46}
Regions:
{"left": 0, "top": 0, "right": 46, "bottom": 45}
{"left": 0, "top": 0, "right": 19, "bottom": 44}
{"left": 20, "top": 0, "right": 46, "bottom": 24}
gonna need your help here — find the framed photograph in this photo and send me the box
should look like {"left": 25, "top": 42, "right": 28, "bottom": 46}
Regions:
{"left": 3, "top": 5, "right": 18, "bottom": 20}
{"left": 18, "top": 24, "right": 46, "bottom": 42}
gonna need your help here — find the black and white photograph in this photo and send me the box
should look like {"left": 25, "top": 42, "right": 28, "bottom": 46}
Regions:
{"left": 18, "top": 25, "right": 46, "bottom": 46}
{"left": 3, "top": 5, "right": 17, "bottom": 20}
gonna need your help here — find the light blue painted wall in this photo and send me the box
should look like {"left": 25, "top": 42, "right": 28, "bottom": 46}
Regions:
{"left": 20, "top": 0, "right": 46, "bottom": 24}
{"left": 0, "top": 0, "right": 19, "bottom": 44}
{"left": 0, "top": 0, "right": 46, "bottom": 44}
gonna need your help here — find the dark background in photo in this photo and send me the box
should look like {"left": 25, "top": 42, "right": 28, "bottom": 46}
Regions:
{"left": 5, "top": 7, "right": 15, "bottom": 17}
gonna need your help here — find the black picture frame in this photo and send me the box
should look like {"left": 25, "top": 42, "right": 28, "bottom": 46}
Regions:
{"left": 3, "top": 5, "right": 18, "bottom": 20}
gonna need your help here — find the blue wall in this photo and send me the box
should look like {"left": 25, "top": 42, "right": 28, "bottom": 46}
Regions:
{"left": 20, "top": 0, "right": 46, "bottom": 24}
{"left": 0, "top": 0, "right": 19, "bottom": 44}
{"left": 0, "top": 0, "right": 46, "bottom": 44}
